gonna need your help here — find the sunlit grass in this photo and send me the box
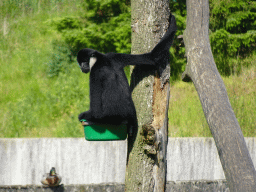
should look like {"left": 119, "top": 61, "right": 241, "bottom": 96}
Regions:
{"left": 168, "top": 81, "right": 210, "bottom": 137}
{"left": 168, "top": 65, "right": 256, "bottom": 137}
{"left": 225, "top": 65, "right": 256, "bottom": 137}
{"left": 0, "top": 0, "right": 88, "bottom": 137}
{"left": 1, "top": 0, "right": 255, "bottom": 137}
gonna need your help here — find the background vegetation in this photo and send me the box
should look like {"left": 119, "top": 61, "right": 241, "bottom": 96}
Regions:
{"left": 0, "top": 0, "right": 255, "bottom": 137}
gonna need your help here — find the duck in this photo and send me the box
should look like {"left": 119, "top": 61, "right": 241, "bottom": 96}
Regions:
{"left": 41, "top": 167, "right": 62, "bottom": 187}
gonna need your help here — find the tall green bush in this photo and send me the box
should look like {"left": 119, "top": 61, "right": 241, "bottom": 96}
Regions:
{"left": 170, "top": 0, "right": 256, "bottom": 77}
{"left": 209, "top": 0, "right": 256, "bottom": 75}
{"left": 169, "top": 0, "right": 187, "bottom": 80}
{"left": 47, "top": 0, "right": 256, "bottom": 78}
{"left": 47, "top": 0, "right": 131, "bottom": 77}
{"left": 47, "top": 40, "right": 75, "bottom": 77}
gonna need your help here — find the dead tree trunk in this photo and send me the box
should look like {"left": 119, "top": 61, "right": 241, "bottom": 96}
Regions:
{"left": 125, "top": 0, "right": 170, "bottom": 191}
{"left": 182, "top": 0, "right": 256, "bottom": 191}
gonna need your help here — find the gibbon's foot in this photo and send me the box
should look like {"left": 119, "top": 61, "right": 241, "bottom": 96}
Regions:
{"left": 78, "top": 111, "right": 91, "bottom": 121}
{"left": 80, "top": 119, "right": 95, "bottom": 126}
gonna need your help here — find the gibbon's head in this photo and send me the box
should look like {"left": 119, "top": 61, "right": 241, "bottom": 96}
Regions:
{"left": 77, "top": 48, "right": 98, "bottom": 73}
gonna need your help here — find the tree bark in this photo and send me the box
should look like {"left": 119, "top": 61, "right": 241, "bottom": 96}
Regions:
{"left": 125, "top": 0, "right": 170, "bottom": 191}
{"left": 182, "top": 0, "right": 256, "bottom": 191}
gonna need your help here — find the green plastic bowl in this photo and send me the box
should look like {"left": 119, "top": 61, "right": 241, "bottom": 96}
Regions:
{"left": 80, "top": 119, "right": 127, "bottom": 141}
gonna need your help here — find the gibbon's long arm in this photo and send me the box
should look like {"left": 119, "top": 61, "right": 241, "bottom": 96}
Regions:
{"left": 107, "top": 14, "right": 176, "bottom": 68}
{"left": 107, "top": 52, "right": 155, "bottom": 67}
{"left": 151, "top": 14, "right": 177, "bottom": 61}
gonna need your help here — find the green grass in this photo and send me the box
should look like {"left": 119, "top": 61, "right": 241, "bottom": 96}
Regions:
{"left": 0, "top": 0, "right": 87, "bottom": 137}
{"left": 168, "top": 64, "right": 256, "bottom": 137}
{"left": 168, "top": 81, "right": 210, "bottom": 137}
{"left": 1, "top": 0, "right": 255, "bottom": 137}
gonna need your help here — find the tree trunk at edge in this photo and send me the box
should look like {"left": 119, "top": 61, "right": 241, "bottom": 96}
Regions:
{"left": 182, "top": 0, "right": 256, "bottom": 191}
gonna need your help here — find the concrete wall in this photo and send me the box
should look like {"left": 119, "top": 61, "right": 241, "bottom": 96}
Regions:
{"left": 0, "top": 138, "right": 255, "bottom": 185}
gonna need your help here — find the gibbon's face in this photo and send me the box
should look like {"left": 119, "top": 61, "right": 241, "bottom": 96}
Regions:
{"left": 77, "top": 49, "right": 97, "bottom": 73}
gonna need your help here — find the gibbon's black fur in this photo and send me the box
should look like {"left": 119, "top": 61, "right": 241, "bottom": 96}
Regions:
{"left": 77, "top": 14, "right": 177, "bottom": 134}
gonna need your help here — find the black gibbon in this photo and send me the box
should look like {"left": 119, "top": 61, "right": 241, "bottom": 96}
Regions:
{"left": 77, "top": 14, "right": 177, "bottom": 135}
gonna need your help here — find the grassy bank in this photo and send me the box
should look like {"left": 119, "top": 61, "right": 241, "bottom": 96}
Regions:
{"left": 1, "top": 1, "right": 255, "bottom": 137}
{"left": 0, "top": 0, "right": 87, "bottom": 137}
{"left": 169, "top": 64, "right": 256, "bottom": 137}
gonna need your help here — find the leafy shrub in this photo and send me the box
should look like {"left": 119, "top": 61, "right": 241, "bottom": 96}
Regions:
{"left": 169, "top": 0, "right": 187, "bottom": 80}
{"left": 47, "top": 40, "right": 75, "bottom": 77}
{"left": 52, "top": 13, "right": 131, "bottom": 54}
{"left": 48, "top": 0, "right": 256, "bottom": 79}
{"left": 82, "top": 0, "right": 130, "bottom": 23}
{"left": 46, "top": 0, "right": 131, "bottom": 78}
{"left": 51, "top": 16, "right": 83, "bottom": 32}
{"left": 210, "top": 0, "right": 256, "bottom": 75}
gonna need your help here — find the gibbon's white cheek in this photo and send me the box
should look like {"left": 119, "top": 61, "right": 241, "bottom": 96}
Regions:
{"left": 89, "top": 57, "right": 97, "bottom": 70}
